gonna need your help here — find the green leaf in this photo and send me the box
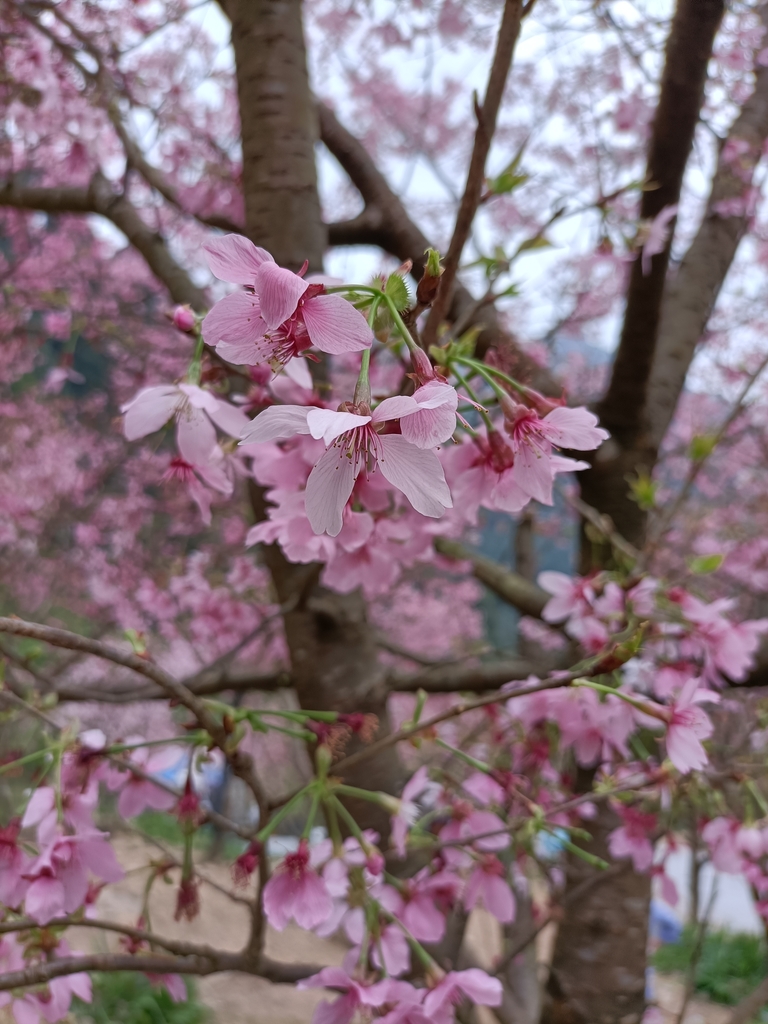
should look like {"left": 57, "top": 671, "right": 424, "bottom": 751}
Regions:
{"left": 384, "top": 273, "right": 411, "bottom": 312}
{"left": 689, "top": 434, "right": 717, "bottom": 461}
{"left": 488, "top": 170, "right": 530, "bottom": 195}
{"left": 688, "top": 553, "right": 725, "bottom": 575}
{"left": 626, "top": 470, "right": 658, "bottom": 511}
{"left": 515, "top": 234, "right": 552, "bottom": 255}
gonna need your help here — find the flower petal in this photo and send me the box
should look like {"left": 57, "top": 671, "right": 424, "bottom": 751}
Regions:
{"left": 255, "top": 262, "right": 308, "bottom": 330}
{"left": 301, "top": 294, "right": 373, "bottom": 354}
{"left": 206, "top": 399, "right": 251, "bottom": 439}
{"left": 202, "top": 292, "right": 265, "bottom": 348}
{"left": 122, "top": 386, "right": 179, "bottom": 441}
{"left": 203, "top": 235, "right": 273, "bottom": 284}
{"left": 307, "top": 408, "right": 371, "bottom": 445}
{"left": 240, "top": 406, "right": 312, "bottom": 443}
{"left": 177, "top": 407, "right": 218, "bottom": 465}
{"left": 377, "top": 435, "right": 452, "bottom": 518}
{"left": 305, "top": 446, "right": 358, "bottom": 537}
{"left": 370, "top": 396, "right": 420, "bottom": 424}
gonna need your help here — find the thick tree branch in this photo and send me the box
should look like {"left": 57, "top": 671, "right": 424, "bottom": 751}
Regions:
{"left": 646, "top": 1, "right": 768, "bottom": 450}
{"left": 0, "top": 172, "right": 207, "bottom": 310}
{"left": 434, "top": 537, "right": 549, "bottom": 617}
{"left": 0, "top": 617, "right": 264, "bottom": 805}
{"left": 421, "top": 0, "right": 526, "bottom": 347}
{"left": 597, "top": 0, "right": 725, "bottom": 446}
{"left": 317, "top": 103, "right": 558, "bottom": 393}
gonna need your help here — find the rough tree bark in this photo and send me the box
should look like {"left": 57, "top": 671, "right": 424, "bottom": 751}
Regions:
{"left": 226, "top": 0, "right": 409, "bottom": 832}
{"left": 581, "top": 0, "right": 726, "bottom": 549}
{"left": 545, "top": 4, "right": 725, "bottom": 1023}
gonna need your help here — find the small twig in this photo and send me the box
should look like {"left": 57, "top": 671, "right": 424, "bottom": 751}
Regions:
{"left": 422, "top": 0, "right": 527, "bottom": 347}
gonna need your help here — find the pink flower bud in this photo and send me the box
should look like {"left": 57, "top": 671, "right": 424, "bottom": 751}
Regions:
{"left": 172, "top": 305, "right": 196, "bottom": 332}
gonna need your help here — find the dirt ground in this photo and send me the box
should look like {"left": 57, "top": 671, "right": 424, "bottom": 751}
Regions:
{"left": 3, "top": 835, "right": 739, "bottom": 1024}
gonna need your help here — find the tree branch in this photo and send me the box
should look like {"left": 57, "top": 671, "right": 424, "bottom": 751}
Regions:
{"left": 645, "top": 0, "right": 768, "bottom": 450}
{"left": 421, "top": 0, "right": 526, "bottom": 347}
{"left": 0, "top": 617, "right": 264, "bottom": 805}
{"left": 434, "top": 537, "right": 549, "bottom": 617}
{"left": 0, "top": 172, "right": 207, "bottom": 310}
{"left": 597, "top": 0, "right": 725, "bottom": 446}
{"left": 317, "top": 103, "right": 558, "bottom": 393}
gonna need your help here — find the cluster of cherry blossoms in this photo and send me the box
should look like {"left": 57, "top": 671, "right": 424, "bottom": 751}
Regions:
{"left": 6, "top": 236, "right": 768, "bottom": 1024}
{"left": 121, "top": 236, "right": 609, "bottom": 595}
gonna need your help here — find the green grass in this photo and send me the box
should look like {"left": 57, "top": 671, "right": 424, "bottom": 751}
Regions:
{"left": 653, "top": 927, "right": 768, "bottom": 1005}
{"left": 73, "top": 972, "right": 209, "bottom": 1024}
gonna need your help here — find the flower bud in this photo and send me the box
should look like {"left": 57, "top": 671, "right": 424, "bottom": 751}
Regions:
{"left": 416, "top": 248, "right": 444, "bottom": 306}
{"left": 172, "top": 305, "right": 196, "bottom": 332}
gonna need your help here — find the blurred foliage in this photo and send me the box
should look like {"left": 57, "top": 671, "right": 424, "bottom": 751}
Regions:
{"left": 653, "top": 927, "right": 768, "bottom": 1005}
{"left": 73, "top": 972, "right": 208, "bottom": 1024}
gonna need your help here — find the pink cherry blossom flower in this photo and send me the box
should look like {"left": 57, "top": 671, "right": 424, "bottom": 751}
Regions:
{"left": 298, "top": 969, "right": 417, "bottom": 1024}
{"left": 122, "top": 383, "right": 248, "bottom": 494}
{"left": 105, "top": 739, "right": 178, "bottom": 819}
{"left": 146, "top": 975, "right": 188, "bottom": 1003}
{"left": 399, "top": 381, "right": 459, "bottom": 448}
{"left": 241, "top": 400, "right": 452, "bottom": 536}
{"left": 677, "top": 592, "right": 768, "bottom": 682}
{"left": 607, "top": 806, "right": 657, "bottom": 872}
{"left": 263, "top": 839, "right": 333, "bottom": 931}
{"left": 702, "top": 817, "right": 744, "bottom": 873}
{"left": 23, "top": 829, "right": 123, "bottom": 924}
{"left": 422, "top": 969, "right": 503, "bottom": 1024}
{"left": 344, "top": 908, "right": 411, "bottom": 977}
{"left": 1, "top": 939, "right": 91, "bottom": 1024}
{"left": 537, "top": 572, "right": 595, "bottom": 624}
{"left": 463, "top": 855, "right": 516, "bottom": 923}
{"left": 502, "top": 399, "right": 608, "bottom": 505}
{"left": 0, "top": 819, "right": 31, "bottom": 908}
{"left": 665, "top": 679, "right": 716, "bottom": 774}
{"left": 201, "top": 235, "right": 372, "bottom": 370}
{"left": 399, "top": 870, "right": 461, "bottom": 943}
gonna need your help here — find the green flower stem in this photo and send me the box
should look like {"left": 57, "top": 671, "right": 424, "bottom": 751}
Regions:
{"left": 329, "top": 795, "right": 371, "bottom": 848}
{"left": 256, "top": 785, "right": 314, "bottom": 844}
{"left": 573, "top": 678, "right": 666, "bottom": 721}
{"left": 451, "top": 365, "right": 495, "bottom": 432}
{"left": 301, "top": 790, "right": 321, "bottom": 840}
{"left": 335, "top": 784, "right": 390, "bottom": 806}
{"left": 461, "top": 357, "right": 526, "bottom": 395}
{"left": 435, "top": 738, "right": 491, "bottom": 773}
{"left": 0, "top": 746, "right": 57, "bottom": 777}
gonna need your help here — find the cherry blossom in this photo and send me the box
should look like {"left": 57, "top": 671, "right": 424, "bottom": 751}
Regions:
{"left": 202, "top": 236, "right": 372, "bottom": 371}
{"left": 240, "top": 400, "right": 452, "bottom": 536}
{"left": 263, "top": 840, "right": 333, "bottom": 931}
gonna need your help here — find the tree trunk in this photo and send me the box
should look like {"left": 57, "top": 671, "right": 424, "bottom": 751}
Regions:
{"left": 228, "top": 2, "right": 408, "bottom": 832}
{"left": 542, "top": 803, "right": 647, "bottom": 1024}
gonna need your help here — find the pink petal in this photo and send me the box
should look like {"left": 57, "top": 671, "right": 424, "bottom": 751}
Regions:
{"left": 301, "top": 294, "right": 373, "bottom": 354}
{"left": 370, "top": 396, "right": 420, "bottom": 424}
{"left": 255, "top": 262, "right": 307, "bottom": 329}
{"left": 22, "top": 788, "right": 56, "bottom": 829}
{"left": 310, "top": 993, "right": 357, "bottom": 1024}
{"left": 377, "top": 436, "right": 452, "bottom": 518}
{"left": 178, "top": 384, "right": 220, "bottom": 414}
{"left": 25, "top": 876, "right": 66, "bottom": 924}
{"left": 263, "top": 871, "right": 295, "bottom": 931}
{"left": 297, "top": 967, "right": 353, "bottom": 992}
{"left": 240, "top": 405, "right": 311, "bottom": 443}
{"left": 293, "top": 871, "right": 333, "bottom": 930}
{"left": 206, "top": 399, "right": 250, "bottom": 439}
{"left": 283, "top": 358, "right": 314, "bottom": 390}
{"left": 176, "top": 408, "right": 218, "bottom": 466}
{"left": 455, "top": 969, "right": 504, "bottom": 1006}
{"left": 203, "top": 234, "right": 273, "bottom": 284}
{"left": 202, "top": 291, "right": 265, "bottom": 347}
{"left": 512, "top": 443, "right": 555, "bottom": 504}
{"left": 305, "top": 446, "right": 358, "bottom": 537}
{"left": 306, "top": 408, "right": 371, "bottom": 444}
{"left": 542, "top": 406, "right": 609, "bottom": 450}
{"left": 122, "top": 386, "right": 179, "bottom": 441}
{"left": 12, "top": 997, "right": 41, "bottom": 1024}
